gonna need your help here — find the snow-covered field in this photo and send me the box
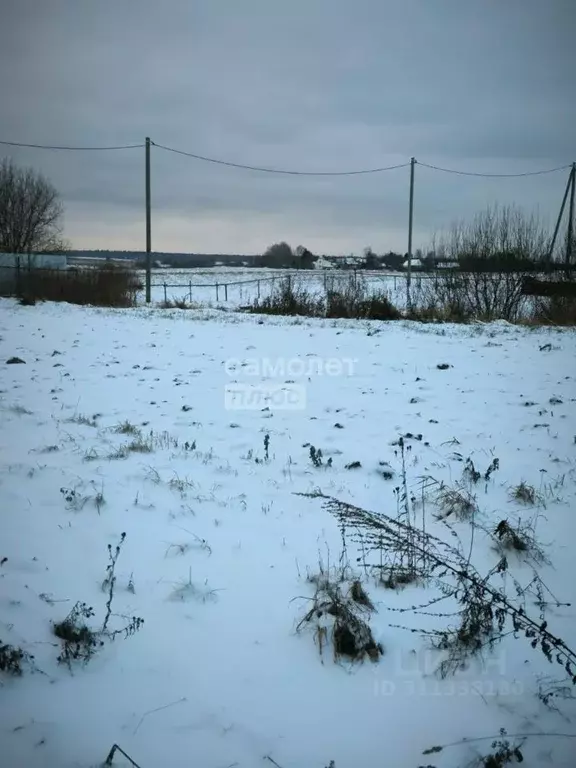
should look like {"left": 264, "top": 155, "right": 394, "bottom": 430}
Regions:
{"left": 1, "top": 299, "right": 575, "bottom": 767}
{"left": 144, "top": 268, "right": 410, "bottom": 308}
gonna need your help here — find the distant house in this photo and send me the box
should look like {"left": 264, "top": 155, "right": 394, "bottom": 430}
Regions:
{"left": 313, "top": 255, "right": 335, "bottom": 270}
{"left": 402, "top": 257, "right": 423, "bottom": 270}
{"left": 331, "top": 256, "right": 363, "bottom": 269}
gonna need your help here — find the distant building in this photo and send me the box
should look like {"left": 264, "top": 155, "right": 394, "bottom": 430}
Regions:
{"left": 402, "top": 257, "right": 423, "bottom": 270}
{"left": 313, "top": 256, "right": 335, "bottom": 270}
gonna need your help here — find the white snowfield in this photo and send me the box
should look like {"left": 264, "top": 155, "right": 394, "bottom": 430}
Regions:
{"left": 0, "top": 299, "right": 575, "bottom": 768}
{"left": 144, "top": 267, "right": 412, "bottom": 308}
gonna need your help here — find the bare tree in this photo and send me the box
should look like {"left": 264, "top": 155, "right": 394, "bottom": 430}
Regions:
{"left": 417, "top": 205, "right": 551, "bottom": 321}
{"left": 0, "top": 158, "right": 67, "bottom": 254}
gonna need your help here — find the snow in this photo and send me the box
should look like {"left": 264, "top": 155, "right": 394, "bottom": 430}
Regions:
{"left": 1, "top": 298, "right": 575, "bottom": 768}
{"left": 145, "top": 267, "right": 408, "bottom": 308}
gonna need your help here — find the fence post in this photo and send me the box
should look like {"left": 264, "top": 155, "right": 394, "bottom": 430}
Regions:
{"left": 163, "top": 283, "right": 167, "bottom": 304}
{"left": 189, "top": 281, "right": 192, "bottom": 302}
{"left": 257, "top": 279, "right": 261, "bottom": 298}
{"left": 224, "top": 283, "right": 228, "bottom": 301}
{"left": 216, "top": 281, "right": 219, "bottom": 301}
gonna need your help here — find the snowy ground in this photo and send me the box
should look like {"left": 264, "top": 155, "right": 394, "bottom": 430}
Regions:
{"left": 1, "top": 299, "right": 575, "bottom": 768}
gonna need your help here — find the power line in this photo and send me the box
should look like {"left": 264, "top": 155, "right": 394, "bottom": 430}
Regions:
{"left": 153, "top": 142, "right": 573, "bottom": 178}
{"left": 416, "top": 160, "right": 572, "bottom": 178}
{"left": 0, "top": 139, "right": 144, "bottom": 151}
{"left": 1, "top": 136, "right": 571, "bottom": 178}
{"left": 151, "top": 141, "right": 410, "bottom": 176}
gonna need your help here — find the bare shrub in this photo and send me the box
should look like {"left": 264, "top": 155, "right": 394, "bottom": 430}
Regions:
{"left": 249, "top": 276, "right": 324, "bottom": 317}
{"left": 53, "top": 601, "right": 102, "bottom": 667}
{"left": 327, "top": 275, "right": 399, "bottom": 320}
{"left": 493, "top": 518, "right": 548, "bottom": 564}
{"left": 0, "top": 640, "right": 33, "bottom": 676}
{"left": 325, "top": 272, "right": 399, "bottom": 320}
{"left": 473, "top": 732, "right": 525, "bottom": 767}
{"left": 416, "top": 205, "right": 550, "bottom": 322}
{"left": 434, "top": 483, "right": 478, "bottom": 521}
{"left": 53, "top": 534, "right": 143, "bottom": 669}
{"left": 16, "top": 264, "right": 142, "bottom": 307}
{"left": 510, "top": 481, "right": 536, "bottom": 505}
{"left": 531, "top": 294, "right": 576, "bottom": 326}
{"left": 248, "top": 272, "right": 400, "bottom": 320}
{"left": 301, "top": 491, "right": 576, "bottom": 684}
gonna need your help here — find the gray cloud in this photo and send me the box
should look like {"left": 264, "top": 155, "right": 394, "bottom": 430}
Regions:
{"left": 1, "top": 0, "right": 573, "bottom": 254}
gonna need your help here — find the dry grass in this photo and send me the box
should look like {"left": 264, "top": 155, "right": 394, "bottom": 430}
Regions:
{"left": 66, "top": 413, "right": 99, "bottom": 428}
{"left": 510, "top": 481, "right": 537, "bottom": 505}
{"left": 435, "top": 483, "right": 478, "bottom": 521}
{"left": 114, "top": 420, "right": 140, "bottom": 436}
{"left": 249, "top": 277, "right": 325, "bottom": 317}
{"left": 13, "top": 265, "right": 142, "bottom": 308}
{"left": 160, "top": 298, "right": 203, "bottom": 310}
{"left": 493, "top": 518, "right": 548, "bottom": 564}
{"left": 297, "top": 564, "right": 383, "bottom": 664}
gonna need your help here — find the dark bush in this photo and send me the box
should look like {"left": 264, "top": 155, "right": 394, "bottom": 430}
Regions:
{"left": 14, "top": 264, "right": 142, "bottom": 308}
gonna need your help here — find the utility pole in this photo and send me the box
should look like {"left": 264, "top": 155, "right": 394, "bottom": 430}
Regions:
{"left": 145, "top": 137, "right": 152, "bottom": 303}
{"left": 566, "top": 162, "right": 575, "bottom": 274}
{"left": 406, "top": 157, "right": 415, "bottom": 308}
{"left": 548, "top": 163, "right": 575, "bottom": 267}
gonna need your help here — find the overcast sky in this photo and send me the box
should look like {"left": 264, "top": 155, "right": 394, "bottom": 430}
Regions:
{"left": 1, "top": 0, "right": 574, "bottom": 255}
